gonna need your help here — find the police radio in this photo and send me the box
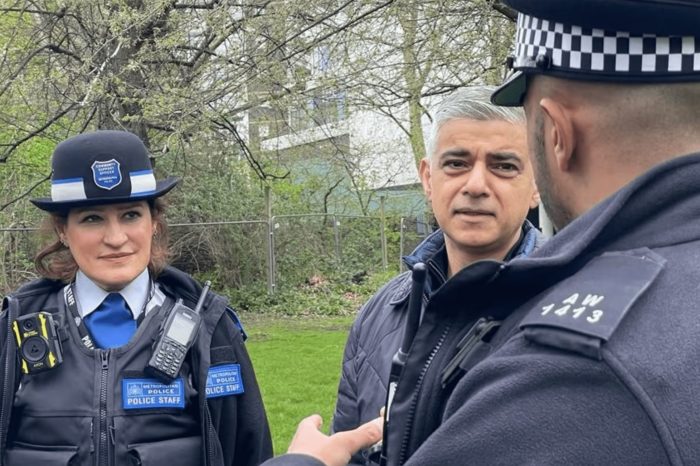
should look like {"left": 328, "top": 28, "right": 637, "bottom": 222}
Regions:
{"left": 13, "top": 312, "right": 64, "bottom": 374}
{"left": 146, "top": 281, "right": 210, "bottom": 383}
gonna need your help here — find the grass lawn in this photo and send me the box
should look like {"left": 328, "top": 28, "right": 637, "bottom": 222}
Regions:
{"left": 243, "top": 313, "right": 356, "bottom": 455}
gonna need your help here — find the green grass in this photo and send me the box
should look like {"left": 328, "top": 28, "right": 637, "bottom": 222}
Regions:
{"left": 243, "top": 314, "right": 355, "bottom": 455}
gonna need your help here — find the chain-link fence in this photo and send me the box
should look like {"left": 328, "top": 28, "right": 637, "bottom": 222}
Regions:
{"left": 0, "top": 215, "right": 432, "bottom": 295}
{"left": 397, "top": 218, "right": 434, "bottom": 271}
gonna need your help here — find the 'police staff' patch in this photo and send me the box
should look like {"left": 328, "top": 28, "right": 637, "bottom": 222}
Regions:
{"left": 206, "top": 364, "right": 244, "bottom": 398}
{"left": 92, "top": 159, "right": 122, "bottom": 190}
{"left": 122, "top": 377, "right": 185, "bottom": 410}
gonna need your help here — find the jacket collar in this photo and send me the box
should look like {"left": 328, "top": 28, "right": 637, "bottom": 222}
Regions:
{"left": 391, "top": 220, "right": 546, "bottom": 305}
{"left": 402, "top": 220, "right": 544, "bottom": 270}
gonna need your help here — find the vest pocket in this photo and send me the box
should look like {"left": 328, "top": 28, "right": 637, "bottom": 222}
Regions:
{"left": 5, "top": 442, "right": 78, "bottom": 466}
{"left": 127, "top": 435, "right": 202, "bottom": 466}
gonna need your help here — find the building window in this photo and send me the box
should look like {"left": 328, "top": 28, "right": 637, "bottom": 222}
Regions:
{"left": 313, "top": 45, "right": 332, "bottom": 73}
{"left": 289, "top": 89, "right": 347, "bottom": 131}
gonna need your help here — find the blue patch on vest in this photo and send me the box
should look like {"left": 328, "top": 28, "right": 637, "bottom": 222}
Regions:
{"left": 92, "top": 159, "right": 122, "bottom": 190}
{"left": 122, "top": 377, "right": 185, "bottom": 409}
{"left": 205, "top": 364, "right": 244, "bottom": 398}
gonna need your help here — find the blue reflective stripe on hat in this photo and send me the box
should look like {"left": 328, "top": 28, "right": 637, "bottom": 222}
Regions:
{"left": 51, "top": 178, "right": 87, "bottom": 202}
{"left": 129, "top": 170, "right": 157, "bottom": 196}
{"left": 53, "top": 177, "right": 83, "bottom": 184}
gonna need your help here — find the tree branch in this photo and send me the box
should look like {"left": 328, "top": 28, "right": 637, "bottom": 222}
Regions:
{"left": 0, "top": 7, "right": 67, "bottom": 17}
{"left": 210, "top": 109, "right": 289, "bottom": 181}
{"left": 0, "top": 102, "right": 79, "bottom": 161}
{"left": 173, "top": 1, "right": 221, "bottom": 9}
{"left": 0, "top": 172, "right": 51, "bottom": 211}
{"left": 491, "top": 1, "right": 517, "bottom": 21}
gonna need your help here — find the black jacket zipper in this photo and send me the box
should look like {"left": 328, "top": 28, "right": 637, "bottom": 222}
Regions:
{"left": 397, "top": 324, "right": 451, "bottom": 465}
{"left": 99, "top": 350, "right": 111, "bottom": 466}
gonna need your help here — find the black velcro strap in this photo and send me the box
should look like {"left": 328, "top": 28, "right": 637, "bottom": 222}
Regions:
{"left": 210, "top": 346, "right": 236, "bottom": 365}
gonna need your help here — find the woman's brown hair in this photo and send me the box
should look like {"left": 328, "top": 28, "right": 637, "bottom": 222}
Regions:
{"left": 34, "top": 198, "right": 170, "bottom": 282}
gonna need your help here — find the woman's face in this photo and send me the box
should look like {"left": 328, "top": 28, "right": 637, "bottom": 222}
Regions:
{"left": 59, "top": 201, "right": 155, "bottom": 291}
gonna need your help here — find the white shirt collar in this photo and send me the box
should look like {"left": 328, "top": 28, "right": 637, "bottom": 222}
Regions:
{"left": 74, "top": 269, "right": 151, "bottom": 320}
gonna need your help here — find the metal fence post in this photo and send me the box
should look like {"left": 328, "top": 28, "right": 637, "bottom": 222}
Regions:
{"left": 267, "top": 219, "right": 275, "bottom": 294}
{"left": 399, "top": 217, "right": 406, "bottom": 272}
{"left": 380, "top": 196, "right": 388, "bottom": 270}
{"left": 332, "top": 215, "right": 341, "bottom": 264}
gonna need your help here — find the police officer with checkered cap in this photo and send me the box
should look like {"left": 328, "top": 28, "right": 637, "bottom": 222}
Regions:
{"left": 261, "top": 1, "right": 700, "bottom": 465}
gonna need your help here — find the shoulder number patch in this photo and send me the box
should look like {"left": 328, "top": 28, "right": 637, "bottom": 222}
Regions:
{"left": 206, "top": 363, "right": 244, "bottom": 398}
{"left": 521, "top": 249, "right": 665, "bottom": 348}
{"left": 539, "top": 292, "right": 606, "bottom": 325}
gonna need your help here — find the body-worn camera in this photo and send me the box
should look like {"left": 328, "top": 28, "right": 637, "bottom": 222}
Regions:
{"left": 13, "top": 312, "right": 63, "bottom": 374}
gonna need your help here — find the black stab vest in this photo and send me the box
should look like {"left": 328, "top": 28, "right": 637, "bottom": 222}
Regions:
{"left": 5, "top": 287, "right": 203, "bottom": 466}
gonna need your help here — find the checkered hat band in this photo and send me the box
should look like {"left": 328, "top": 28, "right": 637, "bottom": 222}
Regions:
{"left": 514, "top": 13, "right": 700, "bottom": 74}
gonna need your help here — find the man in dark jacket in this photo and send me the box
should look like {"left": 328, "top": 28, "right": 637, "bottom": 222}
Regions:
{"left": 332, "top": 86, "right": 545, "bottom": 465}
{"left": 264, "top": 0, "right": 700, "bottom": 465}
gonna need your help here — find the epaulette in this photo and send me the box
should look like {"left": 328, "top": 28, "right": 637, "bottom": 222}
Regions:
{"left": 520, "top": 248, "right": 665, "bottom": 360}
{"left": 225, "top": 307, "right": 247, "bottom": 341}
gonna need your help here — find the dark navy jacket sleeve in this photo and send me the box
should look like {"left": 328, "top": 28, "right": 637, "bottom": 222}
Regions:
{"left": 332, "top": 274, "right": 405, "bottom": 435}
{"left": 207, "top": 311, "right": 273, "bottom": 466}
{"left": 403, "top": 336, "right": 670, "bottom": 465}
{"left": 331, "top": 273, "right": 410, "bottom": 466}
{"left": 333, "top": 311, "right": 361, "bottom": 434}
{"left": 261, "top": 453, "right": 325, "bottom": 466}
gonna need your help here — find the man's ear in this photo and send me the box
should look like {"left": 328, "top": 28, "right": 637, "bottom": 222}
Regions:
{"left": 419, "top": 158, "right": 432, "bottom": 200}
{"left": 539, "top": 97, "right": 575, "bottom": 173}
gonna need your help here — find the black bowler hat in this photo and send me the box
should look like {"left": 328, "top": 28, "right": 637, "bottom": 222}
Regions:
{"left": 492, "top": 0, "right": 700, "bottom": 106}
{"left": 31, "top": 130, "right": 179, "bottom": 212}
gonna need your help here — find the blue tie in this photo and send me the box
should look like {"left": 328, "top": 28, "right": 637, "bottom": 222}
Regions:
{"left": 84, "top": 293, "right": 136, "bottom": 349}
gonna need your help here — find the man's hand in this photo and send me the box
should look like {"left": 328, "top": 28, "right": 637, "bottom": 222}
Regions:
{"left": 287, "top": 414, "right": 383, "bottom": 466}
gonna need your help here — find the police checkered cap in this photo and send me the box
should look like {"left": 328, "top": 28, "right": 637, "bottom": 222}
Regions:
{"left": 492, "top": 10, "right": 700, "bottom": 106}
{"left": 515, "top": 13, "right": 700, "bottom": 77}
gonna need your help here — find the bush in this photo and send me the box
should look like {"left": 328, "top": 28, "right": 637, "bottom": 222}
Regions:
{"left": 224, "top": 268, "right": 398, "bottom": 316}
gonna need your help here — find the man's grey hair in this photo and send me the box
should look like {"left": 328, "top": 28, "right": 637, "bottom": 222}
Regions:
{"left": 426, "top": 86, "right": 525, "bottom": 158}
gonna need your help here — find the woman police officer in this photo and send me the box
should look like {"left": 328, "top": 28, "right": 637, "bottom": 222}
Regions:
{"left": 0, "top": 130, "right": 272, "bottom": 466}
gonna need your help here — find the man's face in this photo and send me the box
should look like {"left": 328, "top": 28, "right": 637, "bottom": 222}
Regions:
{"left": 420, "top": 118, "right": 539, "bottom": 264}
{"left": 523, "top": 83, "right": 576, "bottom": 230}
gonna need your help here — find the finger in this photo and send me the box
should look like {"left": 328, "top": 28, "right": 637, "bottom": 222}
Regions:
{"left": 334, "top": 416, "right": 383, "bottom": 454}
{"left": 288, "top": 415, "right": 324, "bottom": 454}
{"left": 299, "top": 414, "right": 323, "bottom": 431}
